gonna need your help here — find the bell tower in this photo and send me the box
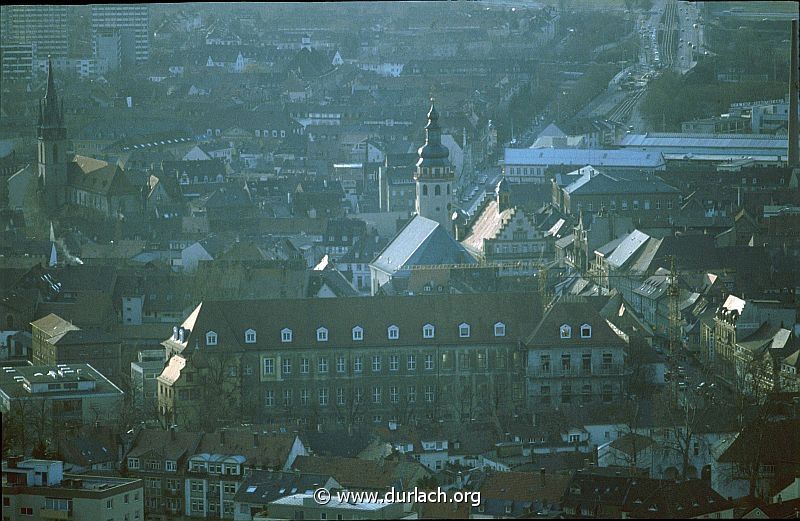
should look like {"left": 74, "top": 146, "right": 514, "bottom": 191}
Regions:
{"left": 37, "top": 58, "right": 68, "bottom": 209}
{"left": 415, "top": 99, "right": 454, "bottom": 233}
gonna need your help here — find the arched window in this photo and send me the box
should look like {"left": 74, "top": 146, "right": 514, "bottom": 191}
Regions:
{"left": 422, "top": 184, "right": 428, "bottom": 196}
{"left": 244, "top": 329, "right": 256, "bottom": 343}
{"left": 206, "top": 331, "right": 218, "bottom": 346}
{"left": 434, "top": 185, "right": 441, "bottom": 196}
{"left": 281, "top": 328, "right": 293, "bottom": 342}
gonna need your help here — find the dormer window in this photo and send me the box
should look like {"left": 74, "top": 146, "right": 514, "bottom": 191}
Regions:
{"left": 388, "top": 325, "right": 399, "bottom": 340}
{"left": 281, "top": 328, "right": 292, "bottom": 343}
{"left": 352, "top": 326, "right": 363, "bottom": 341}
{"left": 494, "top": 322, "right": 506, "bottom": 337}
{"left": 459, "top": 323, "right": 471, "bottom": 338}
{"left": 206, "top": 331, "right": 218, "bottom": 346}
{"left": 560, "top": 324, "right": 572, "bottom": 339}
{"left": 580, "top": 324, "right": 592, "bottom": 339}
{"left": 317, "top": 327, "right": 328, "bottom": 342}
{"left": 245, "top": 329, "right": 256, "bottom": 344}
{"left": 423, "top": 324, "right": 435, "bottom": 339}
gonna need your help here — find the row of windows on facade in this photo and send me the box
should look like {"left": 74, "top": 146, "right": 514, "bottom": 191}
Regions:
{"left": 258, "top": 351, "right": 504, "bottom": 376}
{"left": 262, "top": 384, "right": 439, "bottom": 407}
{"left": 420, "top": 183, "right": 450, "bottom": 196}
{"left": 575, "top": 199, "right": 674, "bottom": 212}
{"left": 534, "top": 383, "right": 616, "bottom": 404}
{"left": 536, "top": 352, "right": 616, "bottom": 371}
{"left": 204, "top": 322, "right": 507, "bottom": 346}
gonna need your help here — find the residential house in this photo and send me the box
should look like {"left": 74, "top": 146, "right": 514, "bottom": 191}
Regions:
{"left": 475, "top": 470, "right": 570, "bottom": 518}
{"left": 524, "top": 298, "right": 627, "bottom": 409}
{"left": 232, "top": 470, "right": 341, "bottom": 521}
{"left": 184, "top": 431, "right": 308, "bottom": 519}
{"left": 31, "top": 313, "right": 123, "bottom": 384}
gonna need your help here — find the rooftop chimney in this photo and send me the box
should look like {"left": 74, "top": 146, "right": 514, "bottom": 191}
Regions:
{"left": 789, "top": 20, "right": 799, "bottom": 165}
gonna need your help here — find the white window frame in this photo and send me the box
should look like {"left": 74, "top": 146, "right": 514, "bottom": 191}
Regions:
{"left": 494, "top": 322, "right": 506, "bottom": 337}
{"left": 244, "top": 329, "right": 256, "bottom": 344}
{"left": 560, "top": 324, "right": 572, "bottom": 339}
{"left": 206, "top": 331, "right": 218, "bottom": 346}
{"left": 352, "top": 326, "right": 363, "bottom": 341}
{"left": 459, "top": 323, "right": 471, "bottom": 338}
{"left": 423, "top": 323, "right": 435, "bottom": 339}
{"left": 407, "top": 355, "right": 416, "bottom": 371}
{"left": 580, "top": 324, "right": 592, "bottom": 338}
{"left": 425, "top": 354, "right": 434, "bottom": 370}
{"left": 336, "top": 356, "right": 346, "bottom": 373}
{"left": 281, "top": 328, "right": 292, "bottom": 342}
{"left": 263, "top": 358, "right": 275, "bottom": 375}
{"left": 388, "top": 325, "right": 399, "bottom": 340}
{"left": 128, "top": 458, "right": 140, "bottom": 470}
{"left": 317, "top": 327, "right": 328, "bottom": 342}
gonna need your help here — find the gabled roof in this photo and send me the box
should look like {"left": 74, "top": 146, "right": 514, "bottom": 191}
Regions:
{"left": 69, "top": 155, "right": 136, "bottom": 196}
{"left": 605, "top": 230, "right": 651, "bottom": 269}
{"left": 193, "top": 431, "right": 299, "bottom": 469}
{"left": 233, "top": 469, "right": 340, "bottom": 505}
{"left": 621, "top": 479, "right": 732, "bottom": 518}
{"left": 524, "top": 298, "right": 628, "bottom": 348}
{"left": 125, "top": 428, "right": 203, "bottom": 461}
{"left": 371, "top": 216, "right": 476, "bottom": 276}
{"left": 479, "top": 470, "right": 570, "bottom": 505}
{"left": 461, "top": 200, "right": 518, "bottom": 255}
{"left": 292, "top": 455, "right": 428, "bottom": 491}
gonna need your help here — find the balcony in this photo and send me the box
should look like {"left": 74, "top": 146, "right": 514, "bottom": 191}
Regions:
{"left": 40, "top": 508, "right": 72, "bottom": 520}
{"left": 528, "top": 364, "right": 624, "bottom": 378}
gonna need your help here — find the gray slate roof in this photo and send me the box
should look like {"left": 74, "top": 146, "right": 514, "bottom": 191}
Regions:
{"left": 370, "top": 216, "right": 476, "bottom": 276}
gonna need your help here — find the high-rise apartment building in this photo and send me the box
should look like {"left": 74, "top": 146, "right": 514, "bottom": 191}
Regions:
{"left": 91, "top": 4, "right": 149, "bottom": 66}
{"left": 0, "top": 5, "right": 69, "bottom": 59}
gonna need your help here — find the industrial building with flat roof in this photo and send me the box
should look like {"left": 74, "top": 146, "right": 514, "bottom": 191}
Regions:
{"left": 502, "top": 148, "right": 666, "bottom": 183}
{"left": 619, "top": 133, "right": 789, "bottom": 163}
{"left": 0, "top": 363, "right": 124, "bottom": 427}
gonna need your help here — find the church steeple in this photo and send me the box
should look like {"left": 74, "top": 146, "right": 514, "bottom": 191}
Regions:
{"left": 40, "top": 57, "right": 64, "bottom": 131}
{"left": 37, "top": 57, "right": 68, "bottom": 209}
{"left": 414, "top": 98, "right": 454, "bottom": 233}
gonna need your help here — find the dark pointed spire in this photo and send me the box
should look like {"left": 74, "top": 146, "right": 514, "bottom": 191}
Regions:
{"left": 45, "top": 56, "right": 56, "bottom": 100}
{"left": 40, "top": 56, "right": 63, "bottom": 129}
